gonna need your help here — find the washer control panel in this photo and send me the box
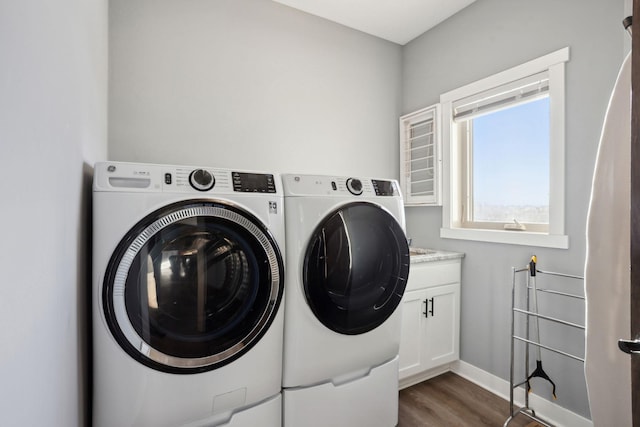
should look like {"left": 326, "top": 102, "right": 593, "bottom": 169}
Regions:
{"left": 94, "top": 162, "right": 279, "bottom": 195}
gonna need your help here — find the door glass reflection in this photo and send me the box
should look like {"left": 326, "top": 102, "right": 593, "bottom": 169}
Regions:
{"left": 125, "top": 216, "right": 267, "bottom": 359}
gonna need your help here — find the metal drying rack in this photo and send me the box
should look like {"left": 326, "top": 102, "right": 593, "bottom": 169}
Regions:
{"left": 504, "top": 258, "right": 585, "bottom": 427}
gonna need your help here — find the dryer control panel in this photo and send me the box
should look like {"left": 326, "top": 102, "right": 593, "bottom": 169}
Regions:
{"left": 371, "top": 179, "right": 397, "bottom": 196}
{"left": 281, "top": 174, "right": 400, "bottom": 198}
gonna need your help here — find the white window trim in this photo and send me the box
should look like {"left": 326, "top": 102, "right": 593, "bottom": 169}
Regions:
{"left": 439, "top": 47, "right": 570, "bottom": 249}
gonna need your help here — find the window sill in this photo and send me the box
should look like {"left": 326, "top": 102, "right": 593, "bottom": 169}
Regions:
{"left": 440, "top": 227, "right": 569, "bottom": 249}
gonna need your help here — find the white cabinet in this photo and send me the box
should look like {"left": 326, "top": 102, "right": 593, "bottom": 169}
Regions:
{"left": 399, "top": 258, "right": 461, "bottom": 386}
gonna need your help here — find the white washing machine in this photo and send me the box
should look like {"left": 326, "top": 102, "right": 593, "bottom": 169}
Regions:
{"left": 92, "top": 161, "right": 285, "bottom": 427}
{"left": 281, "top": 174, "right": 410, "bottom": 427}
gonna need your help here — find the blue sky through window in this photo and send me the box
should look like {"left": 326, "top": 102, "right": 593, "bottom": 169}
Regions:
{"left": 472, "top": 97, "right": 550, "bottom": 223}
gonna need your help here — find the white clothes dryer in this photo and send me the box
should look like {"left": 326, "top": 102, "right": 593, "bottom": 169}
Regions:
{"left": 92, "top": 161, "right": 285, "bottom": 427}
{"left": 281, "top": 174, "right": 410, "bottom": 427}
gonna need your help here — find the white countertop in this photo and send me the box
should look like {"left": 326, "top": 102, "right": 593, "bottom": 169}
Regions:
{"left": 409, "top": 248, "right": 465, "bottom": 264}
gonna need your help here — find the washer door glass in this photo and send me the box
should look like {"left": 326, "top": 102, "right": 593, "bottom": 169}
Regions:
{"left": 303, "top": 202, "right": 410, "bottom": 335}
{"left": 103, "top": 201, "right": 283, "bottom": 374}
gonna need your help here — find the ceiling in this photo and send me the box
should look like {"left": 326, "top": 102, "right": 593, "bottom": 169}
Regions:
{"left": 272, "top": 0, "right": 476, "bottom": 45}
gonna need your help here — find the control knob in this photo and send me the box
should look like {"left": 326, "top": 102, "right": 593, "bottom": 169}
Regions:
{"left": 346, "top": 178, "right": 363, "bottom": 195}
{"left": 189, "top": 169, "right": 215, "bottom": 191}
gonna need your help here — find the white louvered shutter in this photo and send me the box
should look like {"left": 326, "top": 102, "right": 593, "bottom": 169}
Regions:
{"left": 399, "top": 104, "right": 441, "bottom": 206}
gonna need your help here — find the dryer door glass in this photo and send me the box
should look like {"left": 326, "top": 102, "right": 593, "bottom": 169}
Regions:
{"left": 103, "top": 201, "right": 283, "bottom": 374}
{"left": 303, "top": 202, "right": 409, "bottom": 335}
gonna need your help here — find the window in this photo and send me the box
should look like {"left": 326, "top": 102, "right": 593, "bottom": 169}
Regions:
{"left": 399, "top": 104, "right": 441, "bottom": 206}
{"left": 440, "top": 48, "right": 569, "bottom": 248}
{"left": 458, "top": 74, "right": 550, "bottom": 232}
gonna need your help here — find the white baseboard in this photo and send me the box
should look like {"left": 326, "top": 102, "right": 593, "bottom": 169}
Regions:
{"left": 451, "top": 360, "right": 592, "bottom": 427}
{"left": 399, "top": 364, "right": 452, "bottom": 390}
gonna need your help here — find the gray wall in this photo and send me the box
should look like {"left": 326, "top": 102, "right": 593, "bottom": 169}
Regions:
{"left": 0, "top": 0, "right": 108, "bottom": 425}
{"left": 403, "top": 0, "right": 626, "bottom": 418}
{"left": 109, "top": 0, "right": 402, "bottom": 179}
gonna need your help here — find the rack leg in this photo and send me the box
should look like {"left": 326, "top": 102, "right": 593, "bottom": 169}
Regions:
{"left": 509, "top": 267, "right": 516, "bottom": 417}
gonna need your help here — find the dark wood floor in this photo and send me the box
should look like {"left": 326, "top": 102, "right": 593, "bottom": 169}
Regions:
{"left": 398, "top": 372, "right": 541, "bottom": 427}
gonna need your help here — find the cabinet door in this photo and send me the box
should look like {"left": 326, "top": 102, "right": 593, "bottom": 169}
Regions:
{"left": 423, "top": 283, "right": 460, "bottom": 370}
{"left": 398, "top": 289, "right": 428, "bottom": 379}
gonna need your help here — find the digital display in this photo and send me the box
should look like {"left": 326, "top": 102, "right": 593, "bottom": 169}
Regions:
{"left": 232, "top": 172, "right": 276, "bottom": 193}
{"left": 372, "top": 179, "right": 396, "bottom": 196}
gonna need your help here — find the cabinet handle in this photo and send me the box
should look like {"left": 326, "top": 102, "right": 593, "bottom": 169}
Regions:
{"left": 618, "top": 339, "right": 640, "bottom": 354}
{"left": 423, "top": 298, "right": 435, "bottom": 318}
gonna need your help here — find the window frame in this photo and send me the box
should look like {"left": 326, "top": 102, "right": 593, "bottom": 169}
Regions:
{"left": 439, "top": 47, "right": 570, "bottom": 249}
